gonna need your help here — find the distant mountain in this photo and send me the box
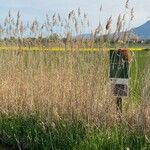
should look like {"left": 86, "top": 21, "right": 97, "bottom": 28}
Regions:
{"left": 133, "top": 20, "right": 150, "bottom": 40}
{"left": 76, "top": 32, "right": 138, "bottom": 41}
{"left": 75, "top": 20, "right": 150, "bottom": 40}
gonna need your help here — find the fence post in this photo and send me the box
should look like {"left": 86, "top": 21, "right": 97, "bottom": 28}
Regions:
{"left": 116, "top": 97, "right": 122, "bottom": 113}
{"left": 110, "top": 48, "right": 132, "bottom": 115}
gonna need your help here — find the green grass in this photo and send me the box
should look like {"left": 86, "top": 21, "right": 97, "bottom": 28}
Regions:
{"left": 0, "top": 114, "right": 86, "bottom": 150}
{"left": 74, "top": 127, "right": 150, "bottom": 150}
{"left": 130, "top": 50, "right": 149, "bottom": 103}
{"left": 0, "top": 114, "right": 150, "bottom": 150}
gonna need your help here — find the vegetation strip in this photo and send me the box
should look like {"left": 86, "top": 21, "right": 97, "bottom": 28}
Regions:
{"left": 0, "top": 47, "right": 149, "bottom": 51}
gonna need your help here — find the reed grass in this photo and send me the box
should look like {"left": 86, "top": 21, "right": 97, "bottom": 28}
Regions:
{"left": 0, "top": 1, "right": 150, "bottom": 149}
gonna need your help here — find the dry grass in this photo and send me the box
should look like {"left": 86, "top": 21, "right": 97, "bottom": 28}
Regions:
{"left": 0, "top": 1, "right": 150, "bottom": 149}
{"left": 0, "top": 0, "right": 149, "bottom": 129}
{"left": 0, "top": 51, "right": 111, "bottom": 124}
{"left": 0, "top": 50, "right": 150, "bottom": 131}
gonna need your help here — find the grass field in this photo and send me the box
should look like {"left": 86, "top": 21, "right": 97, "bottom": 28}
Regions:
{"left": 0, "top": 48, "right": 150, "bottom": 150}
{"left": 0, "top": 3, "right": 150, "bottom": 149}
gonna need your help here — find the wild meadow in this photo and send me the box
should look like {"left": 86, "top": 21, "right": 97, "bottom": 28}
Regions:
{"left": 0, "top": 1, "right": 150, "bottom": 149}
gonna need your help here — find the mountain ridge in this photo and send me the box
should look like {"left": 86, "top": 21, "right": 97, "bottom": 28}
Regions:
{"left": 74, "top": 20, "right": 150, "bottom": 40}
{"left": 133, "top": 20, "right": 150, "bottom": 40}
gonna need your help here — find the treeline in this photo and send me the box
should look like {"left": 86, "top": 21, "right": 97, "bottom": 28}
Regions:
{"left": 1, "top": 35, "right": 148, "bottom": 49}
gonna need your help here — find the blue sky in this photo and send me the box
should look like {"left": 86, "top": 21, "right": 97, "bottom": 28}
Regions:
{"left": 0, "top": 0, "right": 149, "bottom": 29}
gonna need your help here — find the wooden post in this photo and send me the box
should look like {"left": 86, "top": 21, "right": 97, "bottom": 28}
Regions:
{"left": 110, "top": 49, "right": 132, "bottom": 115}
{"left": 116, "top": 97, "right": 122, "bottom": 113}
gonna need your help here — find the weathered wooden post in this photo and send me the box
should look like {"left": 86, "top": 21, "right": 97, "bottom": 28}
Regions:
{"left": 110, "top": 48, "right": 132, "bottom": 113}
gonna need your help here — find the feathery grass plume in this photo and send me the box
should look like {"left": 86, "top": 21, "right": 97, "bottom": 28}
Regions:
{"left": 20, "top": 21, "right": 24, "bottom": 35}
{"left": 103, "top": 16, "right": 112, "bottom": 46}
{"left": 125, "top": 0, "right": 129, "bottom": 9}
{"left": 52, "top": 13, "right": 58, "bottom": 26}
{"left": 84, "top": 13, "right": 87, "bottom": 20}
{"left": 16, "top": 11, "right": 21, "bottom": 30}
{"left": 113, "top": 14, "right": 123, "bottom": 47}
{"left": 94, "top": 24, "right": 101, "bottom": 40}
{"left": 100, "top": 5, "right": 103, "bottom": 12}
{"left": 8, "top": 10, "right": 11, "bottom": 24}
{"left": 78, "top": 8, "right": 81, "bottom": 17}
{"left": 116, "top": 14, "right": 122, "bottom": 32}
{"left": 121, "top": 14, "right": 126, "bottom": 32}
{"left": 31, "top": 19, "right": 38, "bottom": 36}
{"left": 68, "top": 11, "right": 72, "bottom": 20}
{"left": 46, "top": 14, "right": 50, "bottom": 26}
{"left": 74, "top": 18, "right": 78, "bottom": 34}
{"left": 58, "top": 13, "right": 61, "bottom": 22}
{"left": 11, "top": 18, "right": 15, "bottom": 25}
{"left": 106, "top": 16, "right": 112, "bottom": 31}
{"left": 130, "top": 7, "right": 134, "bottom": 21}
{"left": 87, "top": 20, "right": 90, "bottom": 28}
{"left": 122, "top": 14, "right": 126, "bottom": 21}
{"left": 68, "top": 10, "right": 75, "bottom": 20}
